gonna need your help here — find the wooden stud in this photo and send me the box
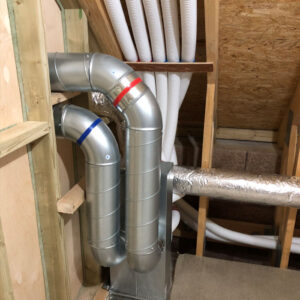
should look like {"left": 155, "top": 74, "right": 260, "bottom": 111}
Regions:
{"left": 274, "top": 81, "right": 300, "bottom": 268}
{"left": 216, "top": 128, "right": 277, "bottom": 143}
{"left": 0, "top": 218, "right": 14, "bottom": 300}
{"left": 64, "top": 8, "right": 101, "bottom": 286}
{"left": 278, "top": 125, "right": 298, "bottom": 268}
{"left": 57, "top": 178, "right": 85, "bottom": 214}
{"left": 8, "top": 0, "right": 70, "bottom": 298}
{"left": 125, "top": 62, "right": 214, "bottom": 73}
{"left": 51, "top": 92, "right": 81, "bottom": 105}
{"left": 196, "top": 0, "right": 219, "bottom": 256}
{"left": 0, "top": 121, "right": 49, "bottom": 159}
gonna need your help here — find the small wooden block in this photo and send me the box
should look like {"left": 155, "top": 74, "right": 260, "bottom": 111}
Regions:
{"left": 51, "top": 92, "right": 81, "bottom": 105}
{"left": 57, "top": 178, "right": 85, "bottom": 214}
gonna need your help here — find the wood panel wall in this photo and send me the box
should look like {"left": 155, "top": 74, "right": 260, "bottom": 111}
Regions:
{"left": 0, "top": 1, "right": 46, "bottom": 298}
{"left": 218, "top": 0, "right": 300, "bottom": 130}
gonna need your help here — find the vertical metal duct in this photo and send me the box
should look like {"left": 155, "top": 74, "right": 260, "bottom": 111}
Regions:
{"left": 53, "top": 104, "right": 125, "bottom": 267}
{"left": 49, "top": 53, "right": 162, "bottom": 272}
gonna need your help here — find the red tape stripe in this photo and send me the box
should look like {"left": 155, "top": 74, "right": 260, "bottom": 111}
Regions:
{"left": 113, "top": 77, "right": 142, "bottom": 107}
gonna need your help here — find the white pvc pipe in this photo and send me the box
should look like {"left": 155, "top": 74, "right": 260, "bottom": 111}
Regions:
{"left": 177, "top": 200, "right": 300, "bottom": 254}
{"left": 125, "top": 0, "right": 156, "bottom": 96}
{"left": 161, "top": 0, "right": 180, "bottom": 62}
{"left": 179, "top": 0, "right": 197, "bottom": 105}
{"left": 143, "top": 0, "right": 168, "bottom": 146}
{"left": 161, "top": 0, "right": 181, "bottom": 164}
{"left": 172, "top": 210, "right": 181, "bottom": 232}
{"left": 103, "top": 0, "right": 138, "bottom": 62}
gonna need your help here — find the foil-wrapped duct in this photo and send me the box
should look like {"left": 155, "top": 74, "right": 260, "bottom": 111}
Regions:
{"left": 171, "top": 166, "right": 300, "bottom": 208}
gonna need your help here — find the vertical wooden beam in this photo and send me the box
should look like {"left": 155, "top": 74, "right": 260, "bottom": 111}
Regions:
{"left": 274, "top": 81, "right": 300, "bottom": 268}
{"left": 8, "top": 0, "right": 70, "bottom": 298}
{"left": 73, "top": 0, "right": 123, "bottom": 59}
{"left": 278, "top": 124, "right": 298, "bottom": 269}
{"left": 0, "top": 219, "right": 14, "bottom": 300}
{"left": 196, "top": 0, "right": 219, "bottom": 256}
{"left": 65, "top": 8, "right": 101, "bottom": 285}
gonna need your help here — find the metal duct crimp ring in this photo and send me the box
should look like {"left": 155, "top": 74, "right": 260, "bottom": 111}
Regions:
{"left": 109, "top": 73, "right": 147, "bottom": 110}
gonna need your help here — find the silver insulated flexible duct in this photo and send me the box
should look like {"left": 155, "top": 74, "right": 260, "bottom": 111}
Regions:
{"left": 53, "top": 104, "right": 125, "bottom": 267}
{"left": 49, "top": 53, "right": 162, "bottom": 272}
{"left": 171, "top": 166, "right": 300, "bottom": 208}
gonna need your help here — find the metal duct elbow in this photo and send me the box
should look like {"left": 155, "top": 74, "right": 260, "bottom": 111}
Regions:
{"left": 49, "top": 53, "right": 162, "bottom": 272}
{"left": 53, "top": 104, "right": 125, "bottom": 267}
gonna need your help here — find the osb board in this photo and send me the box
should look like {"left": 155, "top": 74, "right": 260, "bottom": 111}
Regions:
{"left": 218, "top": 0, "right": 300, "bottom": 130}
{"left": 0, "top": 1, "right": 45, "bottom": 298}
{"left": 42, "top": 1, "right": 83, "bottom": 298}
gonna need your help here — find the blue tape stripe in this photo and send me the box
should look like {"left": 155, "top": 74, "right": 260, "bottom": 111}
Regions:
{"left": 77, "top": 118, "right": 101, "bottom": 145}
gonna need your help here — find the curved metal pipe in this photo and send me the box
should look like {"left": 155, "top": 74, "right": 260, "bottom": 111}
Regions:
{"left": 171, "top": 166, "right": 300, "bottom": 208}
{"left": 49, "top": 53, "right": 162, "bottom": 272}
{"left": 53, "top": 104, "right": 125, "bottom": 267}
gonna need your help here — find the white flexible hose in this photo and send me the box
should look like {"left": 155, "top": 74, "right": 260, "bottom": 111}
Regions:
{"left": 103, "top": 0, "right": 138, "bottom": 62}
{"left": 143, "top": 71, "right": 156, "bottom": 97}
{"left": 179, "top": 0, "right": 197, "bottom": 105}
{"left": 125, "top": 0, "right": 151, "bottom": 62}
{"left": 161, "top": 0, "right": 180, "bottom": 62}
{"left": 172, "top": 210, "right": 181, "bottom": 232}
{"left": 161, "top": 0, "right": 181, "bottom": 163}
{"left": 125, "top": 0, "right": 156, "bottom": 96}
{"left": 143, "top": 0, "right": 168, "bottom": 145}
{"left": 155, "top": 72, "right": 168, "bottom": 135}
{"left": 177, "top": 200, "right": 300, "bottom": 254}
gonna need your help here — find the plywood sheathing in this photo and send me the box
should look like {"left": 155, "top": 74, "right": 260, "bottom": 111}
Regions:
{"left": 218, "top": 0, "right": 300, "bottom": 130}
{"left": 0, "top": 1, "right": 46, "bottom": 298}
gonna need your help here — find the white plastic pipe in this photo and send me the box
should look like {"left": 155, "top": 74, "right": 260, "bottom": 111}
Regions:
{"left": 143, "top": 0, "right": 168, "bottom": 141}
{"left": 161, "top": 0, "right": 181, "bottom": 163}
{"left": 172, "top": 210, "right": 181, "bottom": 232}
{"left": 177, "top": 200, "right": 300, "bottom": 254}
{"left": 103, "top": 0, "right": 138, "bottom": 62}
{"left": 179, "top": 0, "right": 197, "bottom": 105}
{"left": 125, "top": 0, "right": 156, "bottom": 97}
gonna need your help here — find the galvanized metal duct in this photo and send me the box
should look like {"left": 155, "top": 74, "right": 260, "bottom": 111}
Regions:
{"left": 53, "top": 104, "right": 125, "bottom": 267}
{"left": 171, "top": 166, "right": 300, "bottom": 208}
{"left": 49, "top": 53, "right": 162, "bottom": 272}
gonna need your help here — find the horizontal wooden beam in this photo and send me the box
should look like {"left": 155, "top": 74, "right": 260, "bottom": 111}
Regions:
{"left": 57, "top": 178, "right": 85, "bottom": 214}
{"left": 216, "top": 128, "right": 278, "bottom": 143}
{"left": 51, "top": 92, "right": 81, "bottom": 105}
{"left": 125, "top": 61, "right": 213, "bottom": 73}
{"left": 0, "top": 121, "right": 49, "bottom": 159}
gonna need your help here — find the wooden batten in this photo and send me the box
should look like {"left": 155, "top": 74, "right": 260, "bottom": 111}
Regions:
{"left": 196, "top": 0, "right": 219, "bottom": 256}
{"left": 216, "top": 128, "right": 278, "bottom": 143}
{"left": 0, "top": 121, "right": 49, "bottom": 159}
{"left": 8, "top": 0, "right": 70, "bottom": 298}
{"left": 274, "top": 80, "right": 300, "bottom": 269}
{"left": 126, "top": 62, "right": 214, "bottom": 73}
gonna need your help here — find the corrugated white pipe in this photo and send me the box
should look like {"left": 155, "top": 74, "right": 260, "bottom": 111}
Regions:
{"left": 177, "top": 200, "right": 300, "bottom": 254}
{"left": 103, "top": 0, "right": 137, "bottom": 62}
{"left": 172, "top": 210, "right": 181, "bottom": 232}
{"left": 161, "top": 0, "right": 181, "bottom": 164}
{"left": 179, "top": 0, "right": 197, "bottom": 105}
{"left": 142, "top": 0, "right": 168, "bottom": 145}
{"left": 125, "top": 0, "right": 156, "bottom": 97}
